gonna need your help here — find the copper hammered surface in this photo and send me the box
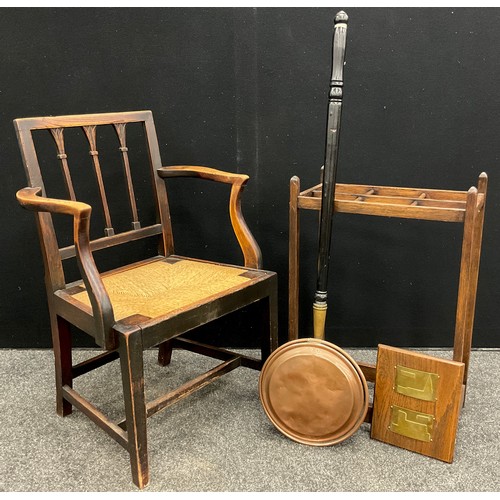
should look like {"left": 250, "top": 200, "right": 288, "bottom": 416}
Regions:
{"left": 260, "top": 338, "right": 368, "bottom": 446}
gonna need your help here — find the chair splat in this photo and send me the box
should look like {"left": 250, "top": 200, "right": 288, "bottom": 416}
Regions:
{"left": 82, "top": 124, "right": 114, "bottom": 236}
{"left": 49, "top": 127, "right": 77, "bottom": 201}
{"left": 114, "top": 122, "right": 141, "bottom": 230}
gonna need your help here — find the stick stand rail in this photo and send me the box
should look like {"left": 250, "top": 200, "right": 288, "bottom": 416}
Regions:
{"left": 289, "top": 173, "right": 487, "bottom": 420}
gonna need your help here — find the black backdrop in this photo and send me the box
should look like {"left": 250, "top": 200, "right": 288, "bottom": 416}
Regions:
{"left": 1, "top": 7, "right": 498, "bottom": 348}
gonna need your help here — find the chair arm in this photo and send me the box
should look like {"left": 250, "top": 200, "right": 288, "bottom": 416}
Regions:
{"left": 158, "top": 165, "right": 249, "bottom": 184}
{"left": 17, "top": 186, "right": 92, "bottom": 217}
{"left": 16, "top": 187, "right": 115, "bottom": 344}
{"left": 158, "top": 165, "right": 262, "bottom": 269}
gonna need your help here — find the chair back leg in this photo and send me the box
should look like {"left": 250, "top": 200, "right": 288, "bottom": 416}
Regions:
{"left": 158, "top": 339, "right": 174, "bottom": 366}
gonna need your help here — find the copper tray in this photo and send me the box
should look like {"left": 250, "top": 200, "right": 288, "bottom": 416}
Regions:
{"left": 259, "top": 338, "right": 369, "bottom": 446}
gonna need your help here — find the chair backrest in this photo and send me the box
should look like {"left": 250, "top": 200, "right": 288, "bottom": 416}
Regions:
{"left": 15, "top": 111, "right": 174, "bottom": 292}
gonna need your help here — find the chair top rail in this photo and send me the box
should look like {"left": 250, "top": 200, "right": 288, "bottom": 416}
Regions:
{"left": 14, "top": 110, "right": 152, "bottom": 132}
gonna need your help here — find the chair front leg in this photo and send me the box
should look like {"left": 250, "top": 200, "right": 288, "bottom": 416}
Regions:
{"left": 260, "top": 279, "right": 279, "bottom": 365}
{"left": 51, "top": 314, "right": 73, "bottom": 417}
{"left": 119, "top": 328, "right": 149, "bottom": 489}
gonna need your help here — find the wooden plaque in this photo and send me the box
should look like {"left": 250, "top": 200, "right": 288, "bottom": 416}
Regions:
{"left": 371, "top": 344, "right": 465, "bottom": 462}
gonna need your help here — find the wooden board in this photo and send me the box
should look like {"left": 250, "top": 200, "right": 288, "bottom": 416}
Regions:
{"left": 371, "top": 344, "right": 464, "bottom": 462}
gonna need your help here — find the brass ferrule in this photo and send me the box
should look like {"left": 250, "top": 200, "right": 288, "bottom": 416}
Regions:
{"left": 313, "top": 302, "right": 328, "bottom": 340}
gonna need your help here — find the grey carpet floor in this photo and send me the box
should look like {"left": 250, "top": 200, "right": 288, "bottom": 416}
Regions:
{"left": 0, "top": 347, "right": 499, "bottom": 492}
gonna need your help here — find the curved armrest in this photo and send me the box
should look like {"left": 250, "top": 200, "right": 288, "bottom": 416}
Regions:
{"left": 16, "top": 187, "right": 114, "bottom": 344}
{"left": 158, "top": 165, "right": 262, "bottom": 269}
{"left": 158, "top": 165, "right": 249, "bottom": 184}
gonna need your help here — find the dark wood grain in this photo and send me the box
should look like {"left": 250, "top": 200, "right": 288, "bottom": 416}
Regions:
{"left": 114, "top": 122, "right": 141, "bottom": 230}
{"left": 118, "top": 327, "right": 149, "bottom": 489}
{"left": 17, "top": 187, "right": 115, "bottom": 348}
{"left": 53, "top": 314, "right": 73, "bottom": 416}
{"left": 72, "top": 350, "right": 119, "bottom": 378}
{"left": 82, "top": 125, "right": 114, "bottom": 236}
{"left": 146, "top": 357, "right": 241, "bottom": 418}
{"left": 62, "top": 385, "right": 128, "bottom": 449}
{"left": 288, "top": 176, "right": 300, "bottom": 341}
{"left": 453, "top": 173, "right": 487, "bottom": 394}
{"left": 158, "top": 165, "right": 262, "bottom": 269}
{"left": 289, "top": 172, "right": 487, "bottom": 408}
{"left": 15, "top": 110, "right": 278, "bottom": 489}
{"left": 50, "top": 128, "right": 77, "bottom": 201}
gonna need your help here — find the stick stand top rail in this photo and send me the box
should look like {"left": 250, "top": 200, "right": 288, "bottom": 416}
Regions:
{"left": 297, "top": 180, "right": 484, "bottom": 222}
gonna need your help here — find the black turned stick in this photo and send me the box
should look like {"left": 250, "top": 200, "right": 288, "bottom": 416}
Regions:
{"left": 313, "top": 11, "right": 348, "bottom": 339}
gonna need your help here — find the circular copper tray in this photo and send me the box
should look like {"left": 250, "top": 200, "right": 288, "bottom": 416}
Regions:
{"left": 259, "top": 338, "right": 369, "bottom": 446}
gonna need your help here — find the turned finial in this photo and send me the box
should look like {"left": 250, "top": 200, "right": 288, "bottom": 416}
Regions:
{"left": 335, "top": 11, "right": 348, "bottom": 24}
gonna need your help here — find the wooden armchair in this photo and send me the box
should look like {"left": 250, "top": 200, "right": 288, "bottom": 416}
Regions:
{"left": 14, "top": 110, "right": 278, "bottom": 489}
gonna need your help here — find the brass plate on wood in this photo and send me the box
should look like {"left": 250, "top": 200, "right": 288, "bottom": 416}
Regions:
{"left": 371, "top": 345, "right": 464, "bottom": 463}
{"left": 389, "top": 405, "right": 434, "bottom": 442}
{"left": 395, "top": 365, "right": 439, "bottom": 402}
{"left": 259, "top": 338, "right": 369, "bottom": 446}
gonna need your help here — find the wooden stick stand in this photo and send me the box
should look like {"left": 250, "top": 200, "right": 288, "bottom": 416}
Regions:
{"left": 288, "top": 173, "right": 487, "bottom": 435}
